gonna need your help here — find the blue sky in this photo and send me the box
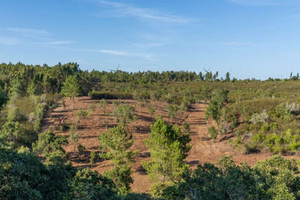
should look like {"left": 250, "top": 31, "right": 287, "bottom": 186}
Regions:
{"left": 1, "top": 0, "right": 300, "bottom": 79}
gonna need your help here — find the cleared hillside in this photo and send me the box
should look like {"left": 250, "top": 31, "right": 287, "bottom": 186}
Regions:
{"left": 42, "top": 97, "right": 300, "bottom": 193}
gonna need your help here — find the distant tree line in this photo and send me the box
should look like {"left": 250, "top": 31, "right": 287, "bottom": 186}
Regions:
{"left": 0, "top": 62, "right": 237, "bottom": 97}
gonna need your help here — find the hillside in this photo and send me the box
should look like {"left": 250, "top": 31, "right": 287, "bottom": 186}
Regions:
{"left": 42, "top": 96, "right": 299, "bottom": 193}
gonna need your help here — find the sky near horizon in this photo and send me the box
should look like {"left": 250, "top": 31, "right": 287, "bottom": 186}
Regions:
{"left": 1, "top": 0, "right": 300, "bottom": 79}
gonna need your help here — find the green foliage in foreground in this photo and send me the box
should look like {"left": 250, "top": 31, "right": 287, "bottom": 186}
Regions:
{"left": 162, "top": 155, "right": 300, "bottom": 200}
{"left": 0, "top": 147, "right": 119, "bottom": 200}
{"left": 70, "top": 168, "right": 117, "bottom": 200}
{"left": 1, "top": 145, "right": 299, "bottom": 200}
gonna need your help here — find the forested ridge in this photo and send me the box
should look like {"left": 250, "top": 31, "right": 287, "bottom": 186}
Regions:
{"left": 1, "top": 62, "right": 300, "bottom": 200}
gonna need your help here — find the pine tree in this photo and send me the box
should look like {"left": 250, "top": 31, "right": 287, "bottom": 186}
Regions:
{"left": 225, "top": 72, "right": 231, "bottom": 82}
{"left": 99, "top": 126, "right": 136, "bottom": 195}
{"left": 61, "top": 75, "right": 80, "bottom": 108}
{"left": 143, "top": 119, "right": 191, "bottom": 196}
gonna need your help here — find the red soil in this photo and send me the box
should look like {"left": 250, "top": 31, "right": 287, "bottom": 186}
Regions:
{"left": 42, "top": 97, "right": 299, "bottom": 193}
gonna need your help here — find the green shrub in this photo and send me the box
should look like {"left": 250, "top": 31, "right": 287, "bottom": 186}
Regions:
{"left": 134, "top": 90, "right": 150, "bottom": 101}
{"left": 183, "top": 122, "right": 190, "bottom": 134}
{"left": 252, "top": 133, "right": 266, "bottom": 146}
{"left": 90, "top": 151, "right": 96, "bottom": 165}
{"left": 89, "top": 91, "right": 133, "bottom": 100}
{"left": 150, "top": 90, "right": 163, "bottom": 101}
{"left": 149, "top": 106, "right": 156, "bottom": 116}
{"left": 78, "top": 144, "right": 86, "bottom": 156}
{"left": 112, "top": 104, "right": 136, "bottom": 125}
{"left": 208, "top": 126, "right": 218, "bottom": 139}
{"left": 265, "top": 133, "right": 284, "bottom": 153}
{"left": 76, "top": 109, "right": 90, "bottom": 119}
{"left": 88, "top": 103, "right": 96, "bottom": 112}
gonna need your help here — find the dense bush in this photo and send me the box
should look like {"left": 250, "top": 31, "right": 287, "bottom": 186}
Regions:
{"left": 0, "top": 148, "right": 77, "bottom": 200}
{"left": 161, "top": 155, "right": 300, "bottom": 200}
{"left": 0, "top": 147, "right": 123, "bottom": 200}
{"left": 89, "top": 91, "right": 133, "bottom": 100}
{"left": 70, "top": 168, "right": 118, "bottom": 200}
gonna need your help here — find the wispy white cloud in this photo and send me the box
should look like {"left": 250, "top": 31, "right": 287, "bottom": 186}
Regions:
{"left": 51, "top": 46, "right": 152, "bottom": 60}
{"left": 99, "top": 49, "right": 129, "bottom": 56}
{"left": 99, "top": 49, "right": 152, "bottom": 59}
{"left": 39, "top": 40, "right": 75, "bottom": 45}
{"left": 95, "top": 0, "right": 192, "bottom": 23}
{"left": 0, "top": 27, "right": 74, "bottom": 46}
{"left": 5, "top": 27, "right": 51, "bottom": 40}
{"left": 0, "top": 37, "right": 20, "bottom": 45}
{"left": 229, "top": 0, "right": 299, "bottom": 6}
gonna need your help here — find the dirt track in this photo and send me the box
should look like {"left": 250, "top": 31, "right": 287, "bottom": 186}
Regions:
{"left": 43, "top": 97, "right": 297, "bottom": 193}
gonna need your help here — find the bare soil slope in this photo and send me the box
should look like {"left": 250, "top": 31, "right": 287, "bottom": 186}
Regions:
{"left": 42, "top": 97, "right": 298, "bottom": 193}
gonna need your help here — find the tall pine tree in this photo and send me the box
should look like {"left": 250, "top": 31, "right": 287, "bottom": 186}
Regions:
{"left": 143, "top": 119, "right": 191, "bottom": 196}
{"left": 61, "top": 75, "right": 80, "bottom": 108}
{"left": 99, "top": 126, "right": 136, "bottom": 195}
